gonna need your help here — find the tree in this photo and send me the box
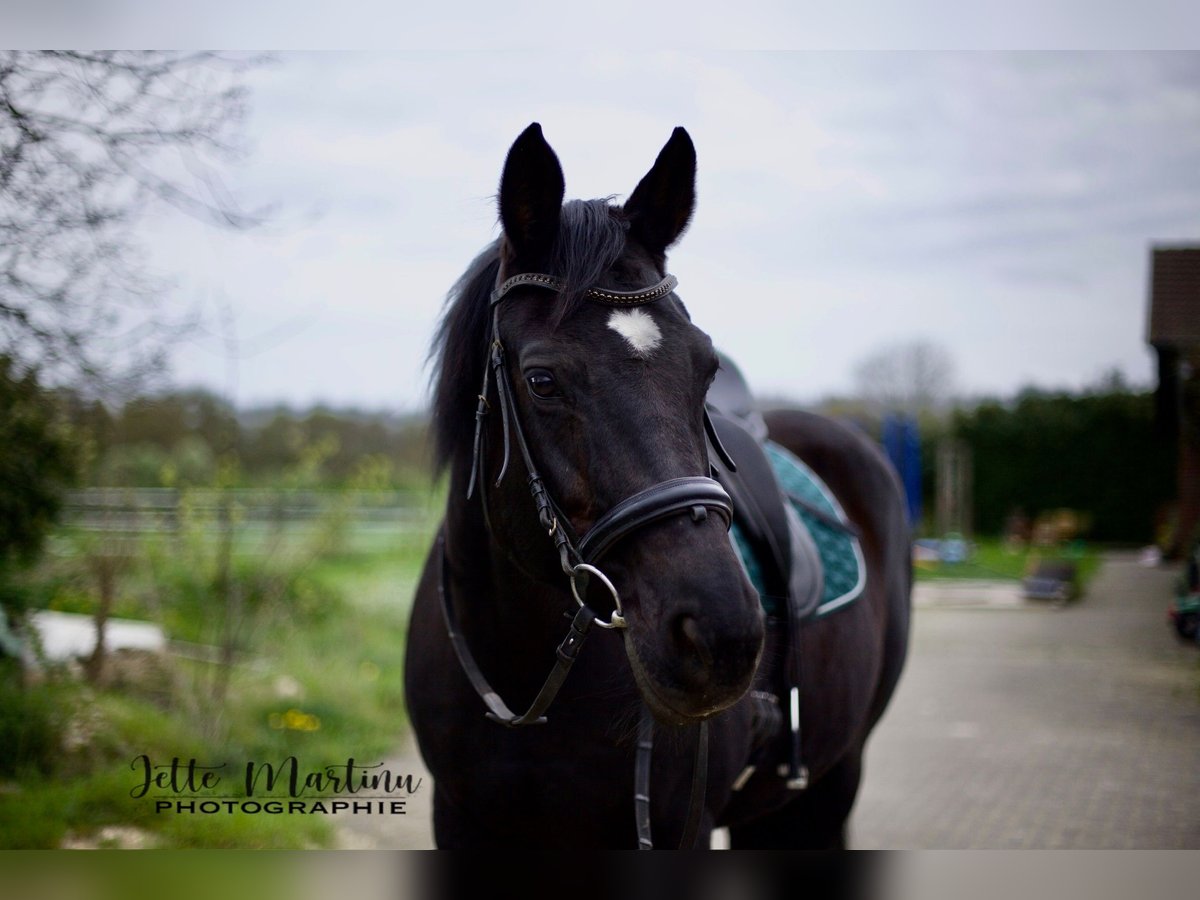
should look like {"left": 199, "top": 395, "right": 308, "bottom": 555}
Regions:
{"left": 0, "top": 355, "right": 78, "bottom": 591}
{"left": 953, "top": 385, "right": 1173, "bottom": 541}
{"left": 0, "top": 51, "right": 264, "bottom": 393}
{"left": 853, "top": 338, "right": 957, "bottom": 417}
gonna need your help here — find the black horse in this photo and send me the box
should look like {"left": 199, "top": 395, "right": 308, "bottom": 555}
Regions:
{"left": 405, "top": 123, "right": 911, "bottom": 848}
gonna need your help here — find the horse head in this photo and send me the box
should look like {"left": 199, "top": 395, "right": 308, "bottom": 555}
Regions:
{"left": 459, "top": 123, "right": 764, "bottom": 723}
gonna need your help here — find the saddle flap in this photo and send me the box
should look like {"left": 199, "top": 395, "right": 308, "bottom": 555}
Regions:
{"left": 707, "top": 411, "right": 822, "bottom": 621}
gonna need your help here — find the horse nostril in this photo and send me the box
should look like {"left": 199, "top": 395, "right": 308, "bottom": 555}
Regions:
{"left": 673, "top": 614, "right": 714, "bottom": 687}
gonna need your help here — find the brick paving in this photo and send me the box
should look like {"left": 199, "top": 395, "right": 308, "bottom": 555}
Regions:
{"left": 334, "top": 743, "right": 433, "bottom": 849}
{"left": 339, "top": 553, "right": 1200, "bottom": 848}
{"left": 852, "top": 553, "right": 1200, "bottom": 848}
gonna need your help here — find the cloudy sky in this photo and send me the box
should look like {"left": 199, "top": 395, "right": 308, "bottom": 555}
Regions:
{"left": 144, "top": 52, "right": 1200, "bottom": 411}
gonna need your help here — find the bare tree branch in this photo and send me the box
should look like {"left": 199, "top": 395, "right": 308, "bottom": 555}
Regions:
{"left": 853, "top": 338, "right": 957, "bottom": 416}
{"left": 0, "top": 51, "right": 269, "bottom": 396}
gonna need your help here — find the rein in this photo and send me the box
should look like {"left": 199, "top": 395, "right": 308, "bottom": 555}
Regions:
{"left": 439, "top": 268, "right": 733, "bottom": 848}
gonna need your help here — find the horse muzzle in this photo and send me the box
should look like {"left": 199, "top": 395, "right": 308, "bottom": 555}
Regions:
{"left": 622, "top": 583, "right": 764, "bottom": 724}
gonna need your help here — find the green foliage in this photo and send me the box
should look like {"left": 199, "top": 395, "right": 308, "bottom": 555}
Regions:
{"left": 99, "top": 437, "right": 217, "bottom": 489}
{"left": 0, "top": 358, "right": 80, "bottom": 574}
{"left": 150, "top": 557, "right": 345, "bottom": 646}
{"left": 237, "top": 405, "right": 430, "bottom": 486}
{"left": 0, "top": 673, "right": 69, "bottom": 778}
{"left": 954, "top": 384, "right": 1173, "bottom": 541}
{"left": 0, "top": 683, "right": 336, "bottom": 848}
{"left": 0, "top": 518, "right": 428, "bottom": 848}
{"left": 63, "top": 386, "right": 431, "bottom": 489}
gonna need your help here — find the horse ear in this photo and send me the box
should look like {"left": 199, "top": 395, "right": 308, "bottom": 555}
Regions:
{"left": 624, "top": 127, "right": 696, "bottom": 256}
{"left": 498, "top": 123, "right": 565, "bottom": 266}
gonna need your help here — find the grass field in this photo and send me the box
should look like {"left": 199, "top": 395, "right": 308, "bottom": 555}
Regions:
{"left": 0, "top": 497, "right": 439, "bottom": 849}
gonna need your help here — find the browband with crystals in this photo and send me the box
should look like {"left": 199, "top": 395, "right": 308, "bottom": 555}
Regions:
{"left": 491, "top": 272, "right": 678, "bottom": 307}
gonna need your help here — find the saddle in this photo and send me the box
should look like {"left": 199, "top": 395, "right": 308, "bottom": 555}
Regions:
{"left": 706, "top": 355, "right": 824, "bottom": 623}
{"left": 705, "top": 353, "right": 865, "bottom": 790}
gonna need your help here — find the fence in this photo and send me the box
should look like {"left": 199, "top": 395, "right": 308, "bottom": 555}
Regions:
{"left": 62, "top": 488, "right": 431, "bottom": 535}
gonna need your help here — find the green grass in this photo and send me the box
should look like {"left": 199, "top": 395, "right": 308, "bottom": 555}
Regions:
{"left": 0, "top": 684, "right": 339, "bottom": 848}
{"left": 0, "top": 502, "right": 438, "bottom": 848}
{"left": 1, "top": 768, "right": 334, "bottom": 849}
{"left": 914, "top": 537, "right": 1102, "bottom": 590}
{"left": 305, "top": 527, "right": 433, "bottom": 613}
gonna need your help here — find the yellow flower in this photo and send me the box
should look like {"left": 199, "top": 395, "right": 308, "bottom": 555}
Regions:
{"left": 269, "top": 708, "right": 321, "bottom": 731}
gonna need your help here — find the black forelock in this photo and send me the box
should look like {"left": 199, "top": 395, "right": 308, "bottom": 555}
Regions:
{"left": 428, "top": 199, "right": 629, "bottom": 472}
{"left": 548, "top": 199, "right": 629, "bottom": 317}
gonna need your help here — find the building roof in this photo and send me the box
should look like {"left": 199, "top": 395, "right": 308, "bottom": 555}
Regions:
{"left": 1149, "top": 246, "right": 1200, "bottom": 346}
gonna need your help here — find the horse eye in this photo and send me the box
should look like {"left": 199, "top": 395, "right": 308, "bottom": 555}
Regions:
{"left": 526, "top": 369, "right": 560, "bottom": 399}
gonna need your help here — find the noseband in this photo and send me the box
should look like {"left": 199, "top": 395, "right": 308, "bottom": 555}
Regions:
{"left": 439, "top": 268, "right": 736, "bottom": 849}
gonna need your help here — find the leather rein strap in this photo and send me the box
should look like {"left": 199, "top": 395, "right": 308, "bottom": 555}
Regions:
{"left": 635, "top": 707, "right": 709, "bottom": 849}
{"left": 437, "top": 531, "right": 595, "bottom": 726}
{"left": 442, "top": 268, "right": 727, "bottom": 848}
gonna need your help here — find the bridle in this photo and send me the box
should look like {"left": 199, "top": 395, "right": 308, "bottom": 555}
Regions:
{"left": 470, "top": 271, "right": 735, "bottom": 616}
{"left": 437, "top": 265, "right": 739, "bottom": 848}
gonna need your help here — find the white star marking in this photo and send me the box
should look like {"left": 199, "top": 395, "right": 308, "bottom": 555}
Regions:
{"left": 606, "top": 309, "right": 662, "bottom": 358}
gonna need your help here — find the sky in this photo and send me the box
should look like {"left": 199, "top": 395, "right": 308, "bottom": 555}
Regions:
{"left": 141, "top": 51, "right": 1200, "bottom": 412}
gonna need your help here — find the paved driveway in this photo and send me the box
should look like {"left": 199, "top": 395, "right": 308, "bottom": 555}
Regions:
{"left": 340, "top": 554, "right": 1200, "bottom": 848}
{"left": 852, "top": 553, "right": 1200, "bottom": 848}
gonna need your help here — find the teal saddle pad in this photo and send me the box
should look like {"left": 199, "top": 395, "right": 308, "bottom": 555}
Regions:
{"left": 730, "top": 441, "right": 866, "bottom": 618}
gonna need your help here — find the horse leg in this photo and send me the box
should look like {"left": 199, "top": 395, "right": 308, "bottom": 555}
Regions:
{"left": 727, "top": 750, "right": 863, "bottom": 849}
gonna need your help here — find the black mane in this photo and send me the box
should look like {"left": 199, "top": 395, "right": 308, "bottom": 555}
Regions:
{"left": 429, "top": 199, "right": 628, "bottom": 471}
